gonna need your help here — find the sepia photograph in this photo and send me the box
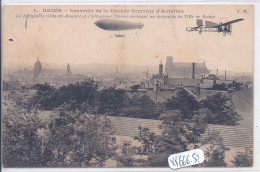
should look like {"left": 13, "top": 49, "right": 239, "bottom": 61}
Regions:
{"left": 1, "top": 5, "right": 254, "bottom": 168}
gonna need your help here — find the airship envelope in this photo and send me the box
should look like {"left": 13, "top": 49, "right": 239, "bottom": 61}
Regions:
{"left": 94, "top": 19, "right": 144, "bottom": 31}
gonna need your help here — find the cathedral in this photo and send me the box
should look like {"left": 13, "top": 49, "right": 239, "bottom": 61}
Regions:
{"left": 164, "top": 56, "right": 209, "bottom": 78}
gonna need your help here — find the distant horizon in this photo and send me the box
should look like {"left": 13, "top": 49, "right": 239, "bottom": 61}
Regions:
{"left": 3, "top": 61, "right": 253, "bottom": 76}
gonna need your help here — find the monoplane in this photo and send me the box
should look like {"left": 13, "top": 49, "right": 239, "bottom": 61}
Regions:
{"left": 186, "top": 18, "right": 244, "bottom": 36}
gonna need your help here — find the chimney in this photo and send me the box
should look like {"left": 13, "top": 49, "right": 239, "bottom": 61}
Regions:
{"left": 192, "top": 62, "right": 195, "bottom": 79}
{"left": 217, "top": 69, "right": 219, "bottom": 76}
{"left": 225, "top": 70, "right": 226, "bottom": 80}
{"left": 159, "top": 60, "right": 163, "bottom": 77}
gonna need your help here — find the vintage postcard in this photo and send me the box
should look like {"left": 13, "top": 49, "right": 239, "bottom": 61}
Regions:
{"left": 2, "top": 5, "right": 254, "bottom": 168}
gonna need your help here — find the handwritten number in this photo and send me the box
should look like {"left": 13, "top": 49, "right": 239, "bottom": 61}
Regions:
{"left": 179, "top": 155, "right": 182, "bottom": 166}
{"left": 169, "top": 158, "right": 176, "bottom": 167}
{"left": 192, "top": 153, "right": 197, "bottom": 163}
{"left": 175, "top": 156, "right": 178, "bottom": 167}
{"left": 170, "top": 153, "right": 200, "bottom": 168}
{"left": 186, "top": 155, "right": 190, "bottom": 164}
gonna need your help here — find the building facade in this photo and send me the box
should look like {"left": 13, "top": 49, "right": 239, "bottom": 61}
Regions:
{"left": 164, "top": 56, "right": 209, "bottom": 78}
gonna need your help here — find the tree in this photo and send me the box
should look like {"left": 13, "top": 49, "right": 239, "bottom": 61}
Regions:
{"left": 2, "top": 108, "right": 44, "bottom": 167}
{"left": 29, "top": 81, "right": 98, "bottom": 112}
{"left": 116, "top": 126, "right": 168, "bottom": 167}
{"left": 165, "top": 89, "right": 200, "bottom": 120}
{"left": 45, "top": 110, "right": 117, "bottom": 167}
{"left": 202, "top": 93, "right": 229, "bottom": 114}
{"left": 158, "top": 110, "right": 207, "bottom": 152}
{"left": 29, "top": 83, "right": 58, "bottom": 110}
{"left": 97, "top": 87, "right": 128, "bottom": 115}
{"left": 2, "top": 105, "right": 117, "bottom": 167}
{"left": 58, "top": 80, "right": 98, "bottom": 106}
{"left": 186, "top": 111, "right": 208, "bottom": 148}
{"left": 116, "top": 109, "right": 229, "bottom": 167}
{"left": 128, "top": 110, "right": 208, "bottom": 167}
{"left": 134, "top": 126, "right": 156, "bottom": 154}
{"left": 122, "top": 95, "right": 163, "bottom": 119}
{"left": 231, "top": 149, "right": 253, "bottom": 167}
{"left": 202, "top": 130, "right": 229, "bottom": 167}
{"left": 201, "top": 93, "right": 242, "bottom": 125}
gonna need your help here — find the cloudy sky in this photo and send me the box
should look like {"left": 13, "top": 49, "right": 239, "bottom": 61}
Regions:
{"left": 3, "top": 5, "right": 254, "bottom": 73}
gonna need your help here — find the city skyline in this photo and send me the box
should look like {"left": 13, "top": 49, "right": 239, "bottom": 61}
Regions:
{"left": 3, "top": 5, "right": 254, "bottom": 73}
{"left": 3, "top": 58, "right": 253, "bottom": 76}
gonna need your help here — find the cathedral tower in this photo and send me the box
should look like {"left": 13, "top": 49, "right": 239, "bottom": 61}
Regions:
{"left": 33, "top": 57, "right": 42, "bottom": 78}
{"left": 66, "top": 63, "right": 72, "bottom": 74}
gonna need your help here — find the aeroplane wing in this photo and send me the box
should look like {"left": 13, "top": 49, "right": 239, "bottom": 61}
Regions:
{"left": 210, "top": 18, "right": 244, "bottom": 28}
{"left": 205, "top": 20, "right": 219, "bottom": 28}
{"left": 190, "top": 19, "right": 203, "bottom": 29}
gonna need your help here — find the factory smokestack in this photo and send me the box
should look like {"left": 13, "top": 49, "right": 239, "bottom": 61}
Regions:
{"left": 225, "top": 70, "right": 226, "bottom": 80}
{"left": 159, "top": 60, "right": 163, "bottom": 76}
{"left": 192, "top": 62, "right": 195, "bottom": 79}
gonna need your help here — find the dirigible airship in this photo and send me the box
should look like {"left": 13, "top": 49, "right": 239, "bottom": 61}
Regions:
{"left": 94, "top": 19, "right": 144, "bottom": 37}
